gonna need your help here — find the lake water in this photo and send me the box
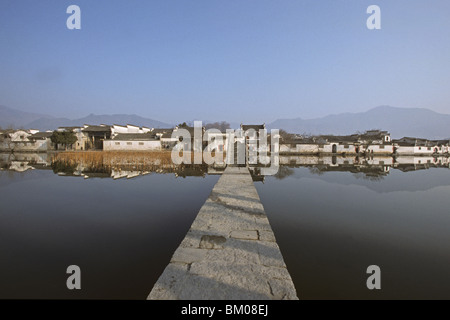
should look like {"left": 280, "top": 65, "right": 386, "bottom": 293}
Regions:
{"left": 0, "top": 161, "right": 219, "bottom": 299}
{"left": 256, "top": 163, "right": 450, "bottom": 299}
{"left": 1, "top": 153, "right": 450, "bottom": 299}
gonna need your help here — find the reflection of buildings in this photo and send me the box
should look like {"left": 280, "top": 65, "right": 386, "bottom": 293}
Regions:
{"left": 279, "top": 155, "right": 391, "bottom": 177}
{"left": 277, "top": 155, "right": 449, "bottom": 178}
{"left": 0, "top": 153, "right": 51, "bottom": 172}
{"left": 49, "top": 156, "right": 210, "bottom": 179}
{"left": 248, "top": 167, "right": 266, "bottom": 183}
{"left": 1, "top": 152, "right": 449, "bottom": 178}
{"left": 8, "top": 161, "right": 34, "bottom": 172}
{"left": 393, "top": 156, "right": 449, "bottom": 171}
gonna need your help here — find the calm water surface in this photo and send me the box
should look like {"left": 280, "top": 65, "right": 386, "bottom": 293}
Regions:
{"left": 0, "top": 168, "right": 218, "bottom": 299}
{"left": 256, "top": 167, "right": 450, "bottom": 299}
{"left": 1, "top": 155, "right": 450, "bottom": 299}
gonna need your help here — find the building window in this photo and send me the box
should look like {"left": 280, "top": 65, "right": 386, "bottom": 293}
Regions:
{"left": 139, "top": 142, "right": 144, "bottom": 146}
{"left": 380, "top": 145, "right": 385, "bottom": 149}
{"left": 418, "top": 147, "right": 421, "bottom": 150}
{"left": 20, "top": 135, "right": 24, "bottom": 139}
{"left": 115, "top": 142, "right": 120, "bottom": 145}
{"left": 427, "top": 147, "right": 431, "bottom": 151}
{"left": 127, "top": 142, "right": 132, "bottom": 145}
{"left": 318, "top": 144, "right": 324, "bottom": 148}
{"left": 344, "top": 145, "right": 349, "bottom": 149}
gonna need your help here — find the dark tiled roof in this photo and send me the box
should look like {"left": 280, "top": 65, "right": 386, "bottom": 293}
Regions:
{"left": 415, "top": 140, "right": 434, "bottom": 147}
{"left": 58, "top": 126, "right": 81, "bottom": 131}
{"left": 175, "top": 126, "right": 196, "bottom": 134}
{"left": 112, "top": 133, "right": 158, "bottom": 141}
{"left": 242, "top": 124, "right": 265, "bottom": 131}
{"left": 431, "top": 140, "right": 450, "bottom": 145}
{"left": 393, "top": 140, "right": 415, "bottom": 146}
{"left": 203, "top": 132, "right": 227, "bottom": 141}
{"left": 282, "top": 139, "right": 314, "bottom": 145}
{"left": 30, "top": 132, "right": 53, "bottom": 139}
{"left": 393, "top": 137, "right": 445, "bottom": 147}
{"left": 161, "top": 132, "right": 176, "bottom": 139}
{"left": 82, "top": 125, "right": 111, "bottom": 132}
{"left": 365, "top": 130, "right": 389, "bottom": 135}
{"left": 317, "top": 135, "right": 359, "bottom": 143}
{"left": 171, "top": 126, "right": 204, "bottom": 137}
{"left": 1, "top": 129, "right": 16, "bottom": 134}
{"left": 151, "top": 128, "right": 174, "bottom": 134}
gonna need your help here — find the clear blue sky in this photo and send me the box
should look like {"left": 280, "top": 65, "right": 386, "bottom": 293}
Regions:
{"left": 1, "top": 0, "right": 449, "bottom": 124}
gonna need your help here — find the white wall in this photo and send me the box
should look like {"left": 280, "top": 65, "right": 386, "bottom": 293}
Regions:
{"left": 414, "top": 146, "right": 435, "bottom": 155}
{"left": 395, "top": 146, "right": 415, "bottom": 155}
{"left": 104, "top": 140, "right": 161, "bottom": 151}
{"left": 0, "top": 139, "right": 51, "bottom": 152}
{"left": 366, "top": 144, "right": 393, "bottom": 154}
{"left": 9, "top": 130, "right": 31, "bottom": 142}
{"left": 334, "top": 144, "right": 357, "bottom": 154}
{"left": 396, "top": 145, "right": 448, "bottom": 155}
{"left": 365, "top": 156, "right": 393, "bottom": 166}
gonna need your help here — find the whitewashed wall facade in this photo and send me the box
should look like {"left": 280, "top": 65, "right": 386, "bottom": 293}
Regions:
{"left": 104, "top": 140, "right": 161, "bottom": 151}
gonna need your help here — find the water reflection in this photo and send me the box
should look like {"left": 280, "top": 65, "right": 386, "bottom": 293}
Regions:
{"left": 0, "top": 154, "right": 220, "bottom": 299}
{"left": 1, "top": 153, "right": 448, "bottom": 179}
{"left": 1, "top": 151, "right": 450, "bottom": 299}
{"left": 255, "top": 165, "right": 450, "bottom": 299}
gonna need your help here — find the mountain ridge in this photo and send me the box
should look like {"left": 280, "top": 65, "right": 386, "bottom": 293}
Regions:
{"left": 0, "top": 105, "right": 173, "bottom": 131}
{"left": 268, "top": 106, "right": 450, "bottom": 139}
{"left": 2, "top": 105, "right": 450, "bottom": 139}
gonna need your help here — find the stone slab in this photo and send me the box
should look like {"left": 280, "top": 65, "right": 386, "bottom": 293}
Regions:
{"left": 148, "top": 166, "right": 298, "bottom": 300}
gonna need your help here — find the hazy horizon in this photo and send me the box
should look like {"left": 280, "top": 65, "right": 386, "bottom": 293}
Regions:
{"left": 1, "top": 1, "right": 450, "bottom": 124}
{"left": 3, "top": 104, "right": 450, "bottom": 125}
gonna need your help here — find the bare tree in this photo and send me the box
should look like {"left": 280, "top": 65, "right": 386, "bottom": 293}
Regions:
{"left": 279, "top": 129, "right": 297, "bottom": 141}
{"left": 205, "top": 121, "right": 231, "bottom": 132}
{"left": 5, "top": 134, "right": 16, "bottom": 154}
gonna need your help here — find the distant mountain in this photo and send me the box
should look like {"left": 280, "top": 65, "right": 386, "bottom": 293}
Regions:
{"left": 0, "top": 105, "right": 54, "bottom": 129}
{"left": 27, "top": 113, "right": 173, "bottom": 131}
{"left": 0, "top": 106, "right": 173, "bottom": 131}
{"left": 3, "top": 105, "right": 450, "bottom": 139}
{"left": 268, "top": 106, "right": 450, "bottom": 139}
